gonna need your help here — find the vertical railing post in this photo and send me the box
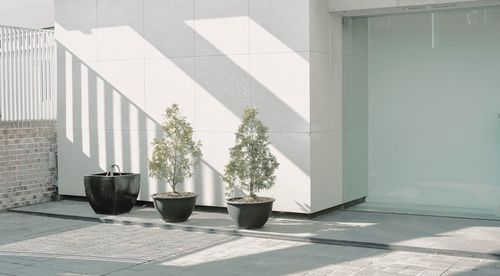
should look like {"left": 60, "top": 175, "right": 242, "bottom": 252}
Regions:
{"left": 0, "top": 27, "right": 4, "bottom": 121}
{"left": 0, "top": 25, "right": 55, "bottom": 124}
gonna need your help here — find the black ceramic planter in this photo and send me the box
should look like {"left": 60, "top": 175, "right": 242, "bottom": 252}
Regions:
{"left": 84, "top": 172, "right": 140, "bottom": 215}
{"left": 226, "top": 197, "right": 275, "bottom": 229}
{"left": 152, "top": 192, "right": 197, "bottom": 222}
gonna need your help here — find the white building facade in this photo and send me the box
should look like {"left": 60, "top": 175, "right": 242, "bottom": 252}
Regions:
{"left": 56, "top": 0, "right": 500, "bottom": 215}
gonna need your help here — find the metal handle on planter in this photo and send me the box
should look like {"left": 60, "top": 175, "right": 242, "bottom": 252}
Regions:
{"left": 106, "top": 164, "right": 122, "bottom": 176}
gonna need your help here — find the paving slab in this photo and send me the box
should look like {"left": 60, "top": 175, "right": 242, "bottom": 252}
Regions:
{"left": 2, "top": 212, "right": 496, "bottom": 276}
{"left": 9, "top": 200, "right": 500, "bottom": 260}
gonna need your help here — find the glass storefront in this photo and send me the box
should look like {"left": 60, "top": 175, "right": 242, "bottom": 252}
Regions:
{"left": 343, "top": 6, "right": 500, "bottom": 214}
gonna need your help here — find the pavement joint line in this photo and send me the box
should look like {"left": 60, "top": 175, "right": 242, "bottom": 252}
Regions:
{"left": 101, "top": 259, "right": 156, "bottom": 276}
{"left": 8, "top": 208, "right": 500, "bottom": 261}
{"left": 0, "top": 250, "right": 147, "bottom": 263}
{"left": 346, "top": 209, "right": 500, "bottom": 222}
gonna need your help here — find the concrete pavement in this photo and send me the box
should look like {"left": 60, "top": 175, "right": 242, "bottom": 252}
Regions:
{"left": 10, "top": 200, "right": 500, "bottom": 260}
{"left": 0, "top": 211, "right": 499, "bottom": 275}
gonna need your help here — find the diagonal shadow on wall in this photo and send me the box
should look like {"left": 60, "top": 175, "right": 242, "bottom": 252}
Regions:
{"left": 56, "top": 3, "right": 311, "bottom": 176}
{"left": 57, "top": 44, "right": 224, "bottom": 205}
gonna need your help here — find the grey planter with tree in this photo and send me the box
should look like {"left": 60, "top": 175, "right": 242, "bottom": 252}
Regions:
{"left": 223, "top": 107, "right": 279, "bottom": 229}
{"left": 149, "top": 104, "right": 202, "bottom": 222}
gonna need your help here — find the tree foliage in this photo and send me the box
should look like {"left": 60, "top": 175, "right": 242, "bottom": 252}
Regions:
{"left": 222, "top": 107, "right": 279, "bottom": 198}
{"left": 148, "top": 104, "right": 202, "bottom": 193}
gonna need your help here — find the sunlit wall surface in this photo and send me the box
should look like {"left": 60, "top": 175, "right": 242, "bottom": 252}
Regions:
{"left": 344, "top": 6, "right": 500, "bottom": 213}
{"left": 55, "top": 0, "right": 333, "bottom": 213}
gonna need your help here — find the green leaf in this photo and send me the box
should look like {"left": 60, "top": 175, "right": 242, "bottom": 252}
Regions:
{"left": 222, "top": 107, "right": 279, "bottom": 198}
{"left": 148, "top": 104, "right": 202, "bottom": 193}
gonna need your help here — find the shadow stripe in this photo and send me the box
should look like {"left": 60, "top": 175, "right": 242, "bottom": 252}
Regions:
{"left": 8, "top": 208, "right": 500, "bottom": 261}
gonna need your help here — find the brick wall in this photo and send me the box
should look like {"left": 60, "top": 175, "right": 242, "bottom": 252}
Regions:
{"left": 0, "top": 121, "right": 57, "bottom": 210}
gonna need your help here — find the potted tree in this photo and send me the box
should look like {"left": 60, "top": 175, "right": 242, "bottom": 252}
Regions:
{"left": 149, "top": 104, "right": 202, "bottom": 222}
{"left": 222, "top": 107, "right": 279, "bottom": 229}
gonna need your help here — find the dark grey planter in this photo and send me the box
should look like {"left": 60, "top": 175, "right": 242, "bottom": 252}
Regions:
{"left": 84, "top": 172, "right": 140, "bottom": 215}
{"left": 152, "top": 192, "right": 197, "bottom": 222}
{"left": 226, "top": 197, "right": 275, "bottom": 229}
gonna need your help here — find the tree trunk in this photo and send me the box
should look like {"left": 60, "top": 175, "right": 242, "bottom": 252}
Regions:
{"left": 249, "top": 182, "right": 254, "bottom": 198}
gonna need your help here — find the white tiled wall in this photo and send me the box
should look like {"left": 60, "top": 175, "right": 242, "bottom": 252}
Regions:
{"left": 144, "top": 0, "right": 194, "bottom": 58}
{"left": 144, "top": 57, "right": 196, "bottom": 128}
{"left": 249, "top": 0, "right": 310, "bottom": 53}
{"left": 195, "top": 55, "right": 250, "bottom": 132}
{"left": 311, "top": 131, "right": 343, "bottom": 211}
{"left": 56, "top": 0, "right": 338, "bottom": 213}
{"left": 250, "top": 52, "right": 310, "bottom": 133}
{"left": 97, "top": 0, "right": 144, "bottom": 61}
{"left": 55, "top": 0, "right": 98, "bottom": 62}
{"left": 309, "top": 8, "right": 344, "bottom": 213}
{"left": 194, "top": 0, "right": 249, "bottom": 56}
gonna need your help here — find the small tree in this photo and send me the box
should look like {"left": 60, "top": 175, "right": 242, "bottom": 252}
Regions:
{"left": 148, "top": 104, "right": 202, "bottom": 194}
{"left": 222, "top": 107, "right": 279, "bottom": 199}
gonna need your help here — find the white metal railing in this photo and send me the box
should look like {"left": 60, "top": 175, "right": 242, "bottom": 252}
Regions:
{"left": 0, "top": 25, "right": 55, "bottom": 123}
